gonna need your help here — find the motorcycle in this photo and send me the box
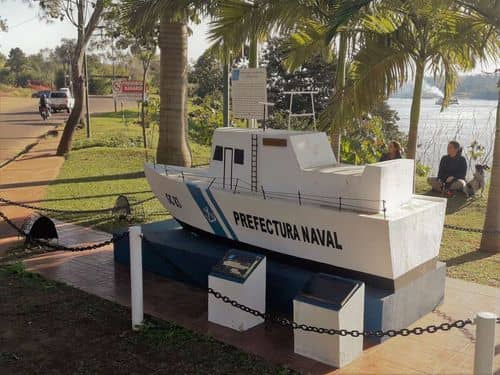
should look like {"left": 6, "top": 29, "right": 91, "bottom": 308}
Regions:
{"left": 39, "top": 105, "right": 50, "bottom": 121}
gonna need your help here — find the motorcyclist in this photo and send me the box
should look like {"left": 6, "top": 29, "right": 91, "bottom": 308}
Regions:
{"left": 39, "top": 94, "right": 50, "bottom": 117}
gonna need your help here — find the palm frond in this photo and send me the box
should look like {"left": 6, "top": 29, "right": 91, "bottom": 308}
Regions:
{"left": 283, "top": 21, "right": 333, "bottom": 71}
{"left": 319, "top": 34, "right": 411, "bottom": 130}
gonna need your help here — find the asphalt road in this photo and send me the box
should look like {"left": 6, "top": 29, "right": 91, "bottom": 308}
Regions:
{"left": 0, "top": 96, "right": 129, "bottom": 167}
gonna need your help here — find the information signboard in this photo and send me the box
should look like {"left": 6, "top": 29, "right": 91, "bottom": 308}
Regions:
{"left": 112, "top": 80, "right": 145, "bottom": 102}
{"left": 231, "top": 68, "right": 267, "bottom": 120}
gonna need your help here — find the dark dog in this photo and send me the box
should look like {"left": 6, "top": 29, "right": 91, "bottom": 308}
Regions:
{"left": 464, "top": 164, "right": 490, "bottom": 197}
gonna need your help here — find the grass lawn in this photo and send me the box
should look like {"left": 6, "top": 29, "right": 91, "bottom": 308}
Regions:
{"left": 414, "top": 179, "right": 499, "bottom": 287}
{"left": 42, "top": 110, "right": 211, "bottom": 231}
{"left": 41, "top": 112, "right": 499, "bottom": 286}
{"left": 0, "top": 264, "right": 296, "bottom": 374}
{"left": 0, "top": 84, "right": 34, "bottom": 97}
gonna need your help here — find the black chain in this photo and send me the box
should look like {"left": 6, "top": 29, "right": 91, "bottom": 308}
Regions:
{"left": 0, "top": 209, "right": 128, "bottom": 251}
{"left": 2, "top": 204, "right": 494, "bottom": 334}
{"left": 0, "top": 196, "right": 155, "bottom": 215}
{"left": 444, "top": 223, "right": 500, "bottom": 234}
{"left": 206, "top": 288, "right": 477, "bottom": 337}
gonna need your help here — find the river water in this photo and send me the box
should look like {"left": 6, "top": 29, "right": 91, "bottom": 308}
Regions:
{"left": 387, "top": 98, "right": 497, "bottom": 174}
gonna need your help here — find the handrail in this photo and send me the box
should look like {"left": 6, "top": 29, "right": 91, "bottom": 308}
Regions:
{"left": 157, "top": 165, "right": 387, "bottom": 215}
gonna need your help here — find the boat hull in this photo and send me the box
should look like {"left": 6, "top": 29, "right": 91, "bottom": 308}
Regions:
{"left": 145, "top": 164, "right": 446, "bottom": 283}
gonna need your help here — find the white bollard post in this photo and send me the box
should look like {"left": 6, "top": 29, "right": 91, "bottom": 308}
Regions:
{"left": 473, "top": 312, "right": 497, "bottom": 375}
{"left": 129, "top": 226, "right": 144, "bottom": 330}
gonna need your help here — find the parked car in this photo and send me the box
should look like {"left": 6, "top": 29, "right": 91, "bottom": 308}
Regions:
{"left": 32, "top": 90, "right": 51, "bottom": 98}
{"left": 59, "top": 87, "right": 72, "bottom": 96}
{"left": 48, "top": 91, "right": 75, "bottom": 113}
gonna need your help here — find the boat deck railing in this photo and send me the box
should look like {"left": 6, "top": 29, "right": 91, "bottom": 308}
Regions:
{"left": 158, "top": 165, "right": 387, "bottom": 217}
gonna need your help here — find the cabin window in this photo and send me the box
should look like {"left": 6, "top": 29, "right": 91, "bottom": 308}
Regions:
{"left": 234, "top": 149, "right": 244, "bottom": 165}
{"left": 213, "top": 145, "right": 223, "bottom": 161}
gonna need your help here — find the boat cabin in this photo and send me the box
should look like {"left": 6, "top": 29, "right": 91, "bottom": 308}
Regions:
{"left": 206, "top": 128, "right": 414, "bottom": 214}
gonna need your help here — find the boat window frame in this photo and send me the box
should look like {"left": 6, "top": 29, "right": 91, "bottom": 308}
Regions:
{"left": 234, "top": 148, "right": 244, "bottom": 165}
{"left": 213, "top": 145, "right": 223, "bottom": 161}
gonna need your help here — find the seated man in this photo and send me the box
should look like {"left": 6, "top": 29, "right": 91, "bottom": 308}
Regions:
{"left": 428, "top": 141, "right": 467, "bottom": 193}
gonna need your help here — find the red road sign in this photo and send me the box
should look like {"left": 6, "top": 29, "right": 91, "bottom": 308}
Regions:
{"left": 112, "top": 80, "right": 146, "bottom": 101}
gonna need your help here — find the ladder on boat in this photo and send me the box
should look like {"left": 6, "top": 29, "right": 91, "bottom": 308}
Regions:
{"left": 251, "top": 134, "right": 258, "bottom": 192}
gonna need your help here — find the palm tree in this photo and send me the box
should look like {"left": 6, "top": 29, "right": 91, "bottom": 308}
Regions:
{"left": 480, "top": 80, "right": 499, "bottom": 252}
{"left": 156, "top": 19, "right": 191, "bottom": 165}
{"left": 210, "top": 0, "right": 359, "bottom": 158}
{"left": 321, "top": 1, "right": 498, "bottom": 160}
{"left": 123, "top": 0, "right": 217, "bottom": 166}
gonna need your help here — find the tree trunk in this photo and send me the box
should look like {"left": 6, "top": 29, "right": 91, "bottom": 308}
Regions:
{"left": 479, "top": 88, "right": 500, "bottom": 252}
{"left": 249, "top": 36, "right": 258, "bottom": 68}
{"left": 141, "top": 61, "right": 149, "bottom": 149}
{"left": 56, "top": 0, "right": 104, "bottom": 156}
{"left": 331, "top": 32, "right": 348, "bottom": 162}
{"left": 57, "top": 49, "right": 85, "bottom": 155}
{"left": 407, "top": 60, "right": 425, "bottom": 160}
{"left": 156, "top": 20, "right": 192, "bottom": 166}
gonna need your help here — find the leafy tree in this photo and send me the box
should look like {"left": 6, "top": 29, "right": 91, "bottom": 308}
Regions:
{"left": 335, "top": 2, "right": 497, "bottom": 160}
{"left": 209, "top": 0, "right": 370, "bottom": 159}
{"left": 370, "top": 101, "right": 404, "bottom": 144}
{"left": 188, "top": 96, "right": 224, "bottom": 145}
{"left": 262, "top": 37, "right": 336, "bottom": 129}
{"left": 52, "top": 39, "right": 76, "bottom": 88}
{"left": 5, "top": 48, "right": 28, "bottom": 86}
{"left": 189, "top": 50, "right": 223, "bottom": 98}
{"left": 37, "top": 0, "right": 110, "bottom": 155}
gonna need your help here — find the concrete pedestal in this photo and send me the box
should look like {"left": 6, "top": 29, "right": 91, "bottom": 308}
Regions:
{"left": 208, "top": 250, "right": 266, "bottom": 331}
{"left": 294, "top": 274, "right": 364, "bottom": 367}
{"left": 113, "top": 219, "right": 446, "bottom": 340}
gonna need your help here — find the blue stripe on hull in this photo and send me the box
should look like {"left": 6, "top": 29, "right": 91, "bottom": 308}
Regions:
{"left": 186, "top": 183, "right": 228, "bottom": 239}
{"left": 205, "top": 189, "right": 238, "bottom": 241}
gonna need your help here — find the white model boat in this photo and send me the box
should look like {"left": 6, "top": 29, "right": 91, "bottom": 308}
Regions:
{"left": 145, "top": 128, "right": 447, "bottom": 289}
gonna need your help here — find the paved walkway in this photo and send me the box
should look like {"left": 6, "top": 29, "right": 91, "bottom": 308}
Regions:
{"left": 0, "top": 131, "right": 65, "bottom": 254}
{"left": 23, "top": 246, "right": 500, "bottom": 374}
{"left": 0, "top": 96, "right": 129, "bottom": 254}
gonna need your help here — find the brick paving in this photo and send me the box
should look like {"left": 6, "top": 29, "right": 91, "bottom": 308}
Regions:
{"left": 23, "top": 244, "right": 499, "bottom": 374}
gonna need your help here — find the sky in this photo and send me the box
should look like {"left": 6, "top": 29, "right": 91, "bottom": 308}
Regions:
{"left": 0, "top": 0, "right": 496, "bottom": 74}
{"left": 0, "top": 0, "right": 209, "bottom": 62}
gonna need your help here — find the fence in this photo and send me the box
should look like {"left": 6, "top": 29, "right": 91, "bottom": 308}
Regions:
{"left": 0, "top": 199, "right": 498, "bottom": 374}
{"left": 126, "top": 226, "right": 498, "bottom": 375}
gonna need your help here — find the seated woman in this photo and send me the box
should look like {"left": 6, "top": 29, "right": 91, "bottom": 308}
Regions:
{"left": 428, "top": 141, "right": 467, "bottom": 193}
{"left": 380, "top": 141, "right": 403, "bottom": 161}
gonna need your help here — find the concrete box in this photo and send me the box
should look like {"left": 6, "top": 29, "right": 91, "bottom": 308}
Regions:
{"left": 208, "top": 250, "right": 266, "bottom": 331}
{"left": 294, "top": 274, "right": 364, "bottom": 368}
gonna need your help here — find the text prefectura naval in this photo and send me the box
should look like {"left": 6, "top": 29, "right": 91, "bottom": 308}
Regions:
{"left": 233, "top": 211, "right": 343, "bottom": 250}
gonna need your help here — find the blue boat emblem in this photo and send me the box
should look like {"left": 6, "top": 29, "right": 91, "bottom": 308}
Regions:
{"left": 203, "top": 206, "right": 216, "bottom": 223}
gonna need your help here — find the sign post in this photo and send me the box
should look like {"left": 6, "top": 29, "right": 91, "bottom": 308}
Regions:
{"left": 112, "top": 80, "right": 145, "bottom": 102}
{"left": 112, "top": 80, "right": 147, "bottom": 146}
{"left": 231, "top": 68, "right": 267, "bottom": 127}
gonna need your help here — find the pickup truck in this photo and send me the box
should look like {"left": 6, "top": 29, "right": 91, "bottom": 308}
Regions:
{"left": 48, "top": 91, "right": 75, "bottom": 113}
